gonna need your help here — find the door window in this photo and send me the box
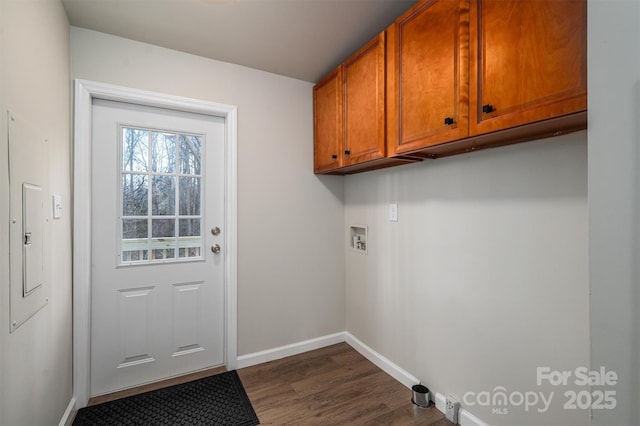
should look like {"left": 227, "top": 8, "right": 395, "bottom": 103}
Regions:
{"left": 120, "top": 126, "right": 204, "bottom": 264}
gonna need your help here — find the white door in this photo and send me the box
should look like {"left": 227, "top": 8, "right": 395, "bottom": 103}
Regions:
{"left": 90, "top": 99, "right": 225, "bottom": 396}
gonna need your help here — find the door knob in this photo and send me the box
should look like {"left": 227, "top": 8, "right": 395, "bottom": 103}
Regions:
{"left": 211, "top": 244, "right": 221, "bottom": 254}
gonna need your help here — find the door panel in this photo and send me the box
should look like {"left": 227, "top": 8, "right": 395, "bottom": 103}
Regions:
{"left": 117, "top": 287, "right": 155, "bottom": 367}
{"left": 343, "top": 33, "right": 386, "bottom": 166}
{"left": 389, "top": 0, "right": 469, "bottom": 154}
{"left": 469, "top": 0, "right": 587, "bottom": 134}
{"left": 313, "top": 67, "right": 343, "bottom": 172}
{"left": 90, "top": 99, "right": 225, "bottom": 396}
{"left": 172, "top": 281, "right": 207, "bottom": 356}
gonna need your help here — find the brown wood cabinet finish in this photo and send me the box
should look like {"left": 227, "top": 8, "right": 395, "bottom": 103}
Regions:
{"left": 388, "top": 0, "right": 470, "bottom": 155}
{"left": 343, "top": 33, "right": 386, "bottom": 166}
{"left": 469, "top": 0, "right": 587, "bottom": 135}
{"left": 314, "top": 33, "right": 402, "bottom": 174}
{"left": 313, "top": 0, "right": 587, "bottom": 174}
{"left": 313, "top": 67, "right": 343, "bottom": 173}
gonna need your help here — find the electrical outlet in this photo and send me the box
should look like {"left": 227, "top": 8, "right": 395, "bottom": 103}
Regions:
{"left": 445, "top": 395, "right": 460, "bottom": 424}
{"left": 389, "top": 203, "right": 398, "bottom": 222}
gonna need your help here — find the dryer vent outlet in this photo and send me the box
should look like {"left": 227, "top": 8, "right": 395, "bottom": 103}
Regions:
{"left": 445, "top": 395, "right": 460, "bottom": 424}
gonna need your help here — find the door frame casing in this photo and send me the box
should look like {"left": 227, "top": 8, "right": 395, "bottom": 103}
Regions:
{"left": 72, "top": 79, "right": 238, "bottom": 408}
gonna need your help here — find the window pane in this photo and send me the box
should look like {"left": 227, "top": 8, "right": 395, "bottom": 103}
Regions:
{"left": 152, "top": 219, "right": 175, "bottom": 238}
{"left": 152, "top": 132, "right": 176, "bottom": 173}
{"left": 122, "top": 128, "right": 148, "bottom": 172}
{"left": 179, "top": 247, "right": 201, "bottom": 258}
{"left": 151, "top": 219, "right": 175, "bottom": 260}
{"left": 178, "top": 220, "right": 200, "bottom": 259}
{"left": 179, "top": 218, "right": 200, "bottom": 237}
{"left": 179, "top": 135, "right": 202, "bottom": 175}
{"left": 152, "top": 176, "right": 175, "bottom": 215}
{"left": 122, "top": 250, "right": 148, "bottom": 262}
{"left": 123, "top": 219, "right": 148, "bottom": 239}
{"left": 179, "top": 177, "right": 201, "bottom": 215}
{"left": 122, "top": 219, "right": 148, "bottom": 262}
{"left": 122, "top": 174, "right": 148, "bottom": 216}
{"left": 152, "top": 246, "right": 175, "bottom": 260}
{"left": 151, "top": 235, "right": 175, "bottom": 259}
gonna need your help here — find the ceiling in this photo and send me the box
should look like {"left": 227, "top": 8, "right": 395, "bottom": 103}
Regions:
{"left": 62, "top": 0, "right": 419, "bottom": 83}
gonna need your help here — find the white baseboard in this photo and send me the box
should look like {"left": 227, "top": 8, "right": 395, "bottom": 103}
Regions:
{"left": 345, "top": 333, "right": 488, "bottom": 426}
{"left": 236, "top": 332, "right": 345, "bottom": 369}
{"left": 58, "top": 397, "right": 76, "bottom": 426}
{"left": 343, "top": 332, "right": 419, "bottom": 389}
{"left": 434, "top": 392, "right": 488, "bottom": 426}
{"left": 236, "top": 331, "right": 419, "bottom": 389}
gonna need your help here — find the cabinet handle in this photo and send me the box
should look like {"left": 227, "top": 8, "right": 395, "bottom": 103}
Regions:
{"left": 482, "top": 104, "right": 495, "bottom": 114}
{"left": 331, "top": 154, "right": 338, "bottom": 159}
{"left": 344, "top": 150, "right": 351, "bottom": 155}
{"left": 444, "top": 117, "right": 454, "bottom": 125}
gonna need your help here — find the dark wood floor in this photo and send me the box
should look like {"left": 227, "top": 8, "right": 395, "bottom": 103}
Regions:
{"left": 238, "top": 343, "right": 452, "bottom": 425}
{"left": 87, "top": 342, "right": 452, "bottom": 425}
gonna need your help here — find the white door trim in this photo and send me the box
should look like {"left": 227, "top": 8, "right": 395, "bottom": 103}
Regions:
{"left": 72, "top": 79, "right": 238, "bottom": 408}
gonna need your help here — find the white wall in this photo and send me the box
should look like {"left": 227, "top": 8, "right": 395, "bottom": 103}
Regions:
{"left": 0, "top": 1, "right": 73, "bottom": 425}
{"left": 69, "top": 27, "right": 345, "bottom": 356}
{"left": 345, "top": 133, "right": 590, "bottom": 425}
{"left": 588, "top": 0, "right": 640, "bottom": 425}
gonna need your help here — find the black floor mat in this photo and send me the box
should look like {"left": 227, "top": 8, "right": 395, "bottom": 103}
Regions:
{"left": 73, "top": 370, "right": 259, "bottom": 425}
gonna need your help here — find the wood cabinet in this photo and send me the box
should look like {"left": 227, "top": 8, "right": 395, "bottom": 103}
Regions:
{"left": 343, "top": 34, "right": 386, "bottom": 167}
{"left": 387, "top": 0, "right": 586, "bottom": 159}
{"left": 315, "top": 35, "right": 387, "bottom": 174}
{"left": 313, "top": 67, "right": 343, "bottom": 173}
{"left": 387, "top": 0, "right": 470, "bottom": 156}
{"left": 314, "top": 33, "right": 418, "bottom": 174}
{"left": 314, "top": 0, "right": 587, "bottom": 174}
{"left": 469, "top": 0, "right": 587, "bottom": 136}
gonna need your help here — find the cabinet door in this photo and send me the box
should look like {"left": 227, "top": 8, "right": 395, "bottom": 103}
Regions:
{"left": 388, "top": 0, "right": 469, "bottom": 155}
{"left": 313, "top": 67, "right": 343, "bottom": 173}
{"left": 343, "top": 33, "right": 386, "bottom": 166}
{"left": 469, "top": 0, "right": 587, "bottom": 135}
